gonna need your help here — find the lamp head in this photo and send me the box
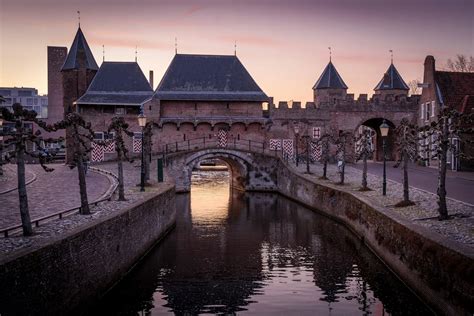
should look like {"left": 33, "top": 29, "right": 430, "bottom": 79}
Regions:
{"left": 379, "top": 119, "right": 390, "bottom": 137}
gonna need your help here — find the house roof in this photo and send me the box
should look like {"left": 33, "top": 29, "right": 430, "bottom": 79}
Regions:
{"left": 76, "top": 62, "right": 153, "bottom": 106}
{"left": 154, "top": 54, "right": 268, "bottom": 102}
{"left": 61, "top": 27, "right": 99, "bottom": 71}
{"left": 435, "top": 71, "right": 474, "bottom": 113}
{"left": 312, "top": 61, "right": 348, "bottom": 90}
{"left": 374, "top": 63, "right": 409, "bottom": 91}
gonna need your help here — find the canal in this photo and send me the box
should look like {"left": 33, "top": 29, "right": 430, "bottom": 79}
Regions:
{"left": 92, "top": 170, "right": 432, "bottom": 315}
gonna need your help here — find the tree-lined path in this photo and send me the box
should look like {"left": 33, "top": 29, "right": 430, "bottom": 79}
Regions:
{"left": 0, "top": 164, "right": 110, "bottom": 229}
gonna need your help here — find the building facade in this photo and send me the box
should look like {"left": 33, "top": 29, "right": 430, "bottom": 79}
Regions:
{"left": 0, "top": 87, "right": 48, "bottom": 119}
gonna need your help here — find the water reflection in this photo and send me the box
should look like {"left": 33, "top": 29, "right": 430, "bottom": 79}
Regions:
{"left": 92, "top": 171, "right": 432, "bottom": 315}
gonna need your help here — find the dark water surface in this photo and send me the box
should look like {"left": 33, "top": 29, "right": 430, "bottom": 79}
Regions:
{"left": 92, "top": 171, "right": 433, "bottom": 315}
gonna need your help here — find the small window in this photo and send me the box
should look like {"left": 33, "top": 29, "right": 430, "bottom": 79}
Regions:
{"left": 133, "top": 132, "right": 142, "bottom": 139}
{"left": 226, "top": 103, "right": 230, "bottom": 109}
{"left": 421, "top": 103, "right": 425, "bottom": 119}
{"left": 115, "top": 107, "right": 126, "bottom": 115}
{"left": 425, "top": 102, "right": 430, "bottom": 120}
{"left": 34, "top": 98, "right": 38, "bottom": 105}
{"left": 313, "top": 127, "right": 321, "bottom": 139}
{"left": 104, "top": 132, "right": 115, "bottom": 140}
{"left": 194, "top": 103, "right": 197, "bottom": 110}
{"left": 26, "top": 98, "right": 33, "bottom": 105}
{"left": 431, "top": 101, "right": 435, "bottom": 117}
{"left": 94, "top": 132, "right": 104, "bottom": 140}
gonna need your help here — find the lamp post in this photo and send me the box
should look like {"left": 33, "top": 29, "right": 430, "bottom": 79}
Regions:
{"left": 294, "top": 125, "right": 299, "bottom": 167}
{"left": 379, "top": 119, "right": 390, "bottom": 196}
{"left": 138, "top": 111, "right": 147, "bottom": 192}
{"left": 302, "top": 133, "right": 311, "bottom": 174}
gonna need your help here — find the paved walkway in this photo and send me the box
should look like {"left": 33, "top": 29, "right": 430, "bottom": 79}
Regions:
{"left": 352, "top": 162, "right": 474, "bottom": 205}
{"left": 0, "top": 164, "right": 111, "bottom": 229}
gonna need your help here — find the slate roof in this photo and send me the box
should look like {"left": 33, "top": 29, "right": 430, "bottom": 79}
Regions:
{"left": 61, "top": 27, "right": 99, "bottom": 71}
{"left": 313, "top": 61, "right": 348, "bottom": 90}
{"left": 374, "top": 63, "right": 409, "bottom": 91}
{"left": 435, "top": 71, "right": 474, "bottom": 113}
{"left": 76, "top": 62, "right": 153, "bottom": 106}
{"left": 154, "top": 54, "right": 268, "bottom": 102}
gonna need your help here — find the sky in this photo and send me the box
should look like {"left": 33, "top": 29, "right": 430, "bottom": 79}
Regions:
{"left": 0, "top": 0, "right": 473, "bottom": 103}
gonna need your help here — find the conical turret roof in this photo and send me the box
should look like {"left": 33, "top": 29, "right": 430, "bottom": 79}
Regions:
{"left": 374, "top": 63, "right": 409, "bottom": 91}
{"left": 61, "top": 27, "right": 99, "bottom": 71}
{"left": 312, "top": 61, "right": 348, "bottom": 90}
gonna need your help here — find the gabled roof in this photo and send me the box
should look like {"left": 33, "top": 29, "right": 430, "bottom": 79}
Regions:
{"left": 61, "top": 27, "right": 99, "bottom": 71}
{"left": 154, "top": 54, "right": 268, "bottom": 102}
{"left": 435, "top": 71, "right": 474, "bottom": 112}
{"left": 374, "top": 63, "right": 409, "bottom": 91}
{"left": 313, "top": 61, "right": 348, "bottom": 90}
{"left": 76, "top": 62, "right": 153, "bottom": 106}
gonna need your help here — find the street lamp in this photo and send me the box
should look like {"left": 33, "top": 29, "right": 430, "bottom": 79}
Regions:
{"left": 138, "top": 111, "right": 147, "bottom": 192}
{"left": 294, "top": 124, "right": 299, "bottom": 166}
{"left": 379, "top": 119, "right": 390, "bottom": 196}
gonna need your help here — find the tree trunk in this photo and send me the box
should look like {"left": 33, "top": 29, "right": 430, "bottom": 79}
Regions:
{"left": 144, "top": 131, "right": 151, "bottom": 181}
{"left": 17, "top": 142, "right": 33, "bottom": 236}
{"left": 74, "top": 127, "right": 90, "bottom": 215}
{"left": 362, "top": 154, "right": 368, "bottom": 189}
{"left": 117, "top": 150, "right": 125, "bottom": 201}
{"left": 403, "top": 151, "right": 410, "bottom": 202}
{"left": 437, "top": 118, "right": 449, "bottom": 220}
{"left": 322, "top": 160, "right": 327, "bottom": 179}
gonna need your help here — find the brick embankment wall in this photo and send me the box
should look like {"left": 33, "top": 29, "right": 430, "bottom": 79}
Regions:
{"left": 276, "top": 161, "right": 473, "bottom": 316}
{"left": 0, "top": 187, "right": 176, "bottom": 316}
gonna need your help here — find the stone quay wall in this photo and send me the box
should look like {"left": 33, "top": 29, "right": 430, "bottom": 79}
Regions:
{"left": 0, "top": 187, "right": 176, "bottom": 316}
{"left": 275, "top": 161, "right": 473, "bottom": 316}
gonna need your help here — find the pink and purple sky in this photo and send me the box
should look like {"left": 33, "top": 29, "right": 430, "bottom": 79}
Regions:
{"left": 0, "top": 0, "right": 472, "bottom": 102}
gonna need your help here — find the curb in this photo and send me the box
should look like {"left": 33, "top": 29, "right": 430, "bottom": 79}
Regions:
{"left": 0, "top": 167, "right": 37, "bottom": 195}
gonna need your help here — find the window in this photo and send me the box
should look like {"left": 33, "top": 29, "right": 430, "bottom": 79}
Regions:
{"left": 26, "top": 98, "right": 33, "bottom": 106}
{"left": 431, "top": 101, "right": 435, "bottom": 117}
{"left": 41, "top": 98, "right": 47, "bottom": 105}
{"left": 33, "top": 106, "right": 41, "bottom": 116}
{"left": 94, "top": 132, "right": 104, "bottom": 140}
{"left": 19, "top": 90, "right": 32, "bottom": 97}
{"left": 421, "top": 103, "right": 424, "bottom": 119}
{"left": 313, "top": 127, "right": 321, "bottom": 139}
{"left": 425, "top": 102, "right": 430, "bottom": 120}
{"left": 115, "top": 107, "right": 126, "bottom": 115}
{"left": 104, "top": 132, "right": 115, "bottom": 140}
{"left": 34, "top": 98, "right": 38, "bottom": 105}
{"left": 133, "top": 132, "right": 142, "bottom": 139}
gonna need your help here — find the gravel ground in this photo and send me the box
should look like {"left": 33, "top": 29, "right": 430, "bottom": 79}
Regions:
{"left": 0, "top": 161, "right": 173, "bottom": 258}
{"left": 293, "top": 162, "right": 474, "bottom": 248}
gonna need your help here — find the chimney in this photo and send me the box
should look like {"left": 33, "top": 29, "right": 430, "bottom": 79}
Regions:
{"left": 423, "top": 55, "right": 435, "bottom": 88}
{"left": 149, "top": 70, "right": 154, "bottom": 89}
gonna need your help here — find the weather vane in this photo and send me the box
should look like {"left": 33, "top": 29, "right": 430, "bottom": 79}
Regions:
{"left": 328, "top": 46, "right": 332, "bottom": 62}
{"left": 77, "top": 10, "right": 80, "bottom": 27}
{"left": 175, "top": 37, "right": 178, "bottom": 54}
{"left": 389, "top": 49, "right": 393, "bottom": 63}
{"left": 234, "top": 40, "right": 237, "bottom": 56}
{"left": 102, "top": 45, "right": 105, "bottom": 62}
{"left": 135, "top": 46, "right": 138, "bottom": 62}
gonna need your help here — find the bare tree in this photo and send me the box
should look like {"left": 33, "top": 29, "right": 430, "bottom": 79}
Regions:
{"left": 0, "top": 104, "right": 60, "bottom": 235}
{"left": 107, "top": 117, "right": 134, "bottom": 201}
{"left": 333, "top": 130, "right": 353, "bottom": 185}
{"left": 446, "top": 55, "right": 474, "bottom": 72}
{"left": 423, "top": 108, "right": 474, "bottom": 219}
{"left": 355, "top": 129, "right": 374, "bottom": 191}
{"left": 393, "top": 119, "right": 418, "bottom": 207}
{"left": 408, "top": 79, "right": 421, "bottom": 95}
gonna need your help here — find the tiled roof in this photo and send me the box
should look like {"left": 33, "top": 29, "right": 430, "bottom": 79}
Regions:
{"left": 436, "top": 71, "right": 474, "bottom": 112}
{"left": 154, "top": 54, "right": 268, "bottom": 102}
{"left": 313, "top": 61, "right": 348, "bottom": 90}
{"left": 76, "top": 62, "right": 152, "bottom": 106}
{"left": 61, "top": 27, "right": 99, "bottom": 71}
{"left": 374, "top": 63, "right": 409, "bottom": 91}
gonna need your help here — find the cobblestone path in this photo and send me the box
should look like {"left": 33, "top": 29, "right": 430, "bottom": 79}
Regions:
{"left": 0, "top": 164, "right": 111, "bottom": 229}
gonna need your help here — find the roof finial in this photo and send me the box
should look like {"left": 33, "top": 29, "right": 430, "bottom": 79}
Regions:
{"left": 175, "top": 37, "right": 178, "bottom": 54}
{"left": 234, "top": 40, "right": 237, "bottom": 56}
{"left": 389, "top": 49, "right": 393, "bottom": 64}
{"left": 135, "top": 46, "right": 138, "bottom": 62}
{"left": 77, "top": 10, "right": 81, "bottom": 27}
{"left": 102, "top": 45, "right": 105, "bottom": 62}
{"left": 328, "top": 46, "right": 332, "bottom": 62}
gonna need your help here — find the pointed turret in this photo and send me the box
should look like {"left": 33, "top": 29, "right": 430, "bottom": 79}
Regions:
{"left": 313, "top": 61, "right": 348, "bottom": 106}
{"left": 61, "top": 27, "right": 99, "bottom": 71}
{"left": 374, "top": 63, "right": 409, "bottom": 96}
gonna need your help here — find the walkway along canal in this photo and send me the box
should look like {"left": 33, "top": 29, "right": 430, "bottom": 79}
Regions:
{"left": 92, "top": 170, "right": 433, "bottom": 315}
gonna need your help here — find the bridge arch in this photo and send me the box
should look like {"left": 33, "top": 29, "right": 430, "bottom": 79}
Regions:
{"left": 166, "top": 148, "right": 278, "bottom": 193}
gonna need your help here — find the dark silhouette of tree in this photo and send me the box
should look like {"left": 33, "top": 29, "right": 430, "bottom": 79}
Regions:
{"left": 355, "top": 129, "right": 374, "bottom": 191}
{"left": 446, "top": 55, "right": 474, "bottom": 72}
{"left": 0, "top": 103, "right": 60, "bottom": 235}
{"left": 316, "top": 134, "right": 331, "bottom": 180}
{"left": 107, "top": 117, "right": 134, "bottom": 201}
{"left": 143, "top": 122, "right": 153, "bottom": 182}
{"left": 333, "top": 131, "right": 353, "bottom": 185}
{"left": 393, "top": 119, "right": 418, "bottom": 207}
{"left": 423, "top": 108, "right": 474, "bottom": 219}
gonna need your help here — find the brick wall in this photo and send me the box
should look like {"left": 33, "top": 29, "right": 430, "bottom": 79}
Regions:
{"left": 0, "top": 187, "right": 176, "bottom": 315}
{"left": 45, "top": 46, "right": 67, "bottom": 138}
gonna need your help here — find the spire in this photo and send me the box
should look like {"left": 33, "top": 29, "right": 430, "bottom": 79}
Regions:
{"left": 135, "top": 46, "right": 138, "bottom": 62}
{"left": 374, "top": 63, "right": 409, "bottom": 91}
{"left": 102, "top": 44, "right": 105, "bottom": 62}
{"left": 328, "top": 46, "right": 332, "bottom": 62}
{"left": 234, "top": 40, "right": 237, "bottom": 56}
{"left": 313, "top": 61, "right": 348, "bottom": 90}
{"left": 77, "top": 10, "right": 80, "bottom": 27}
{"left": 61, "top": 27, "right": 99, "bottom": 71}
{"left": 389, "top": 49, "right": 393, "bottom": 64}
{"left": 175, "top": 37, "right": 178, "bottom": 54}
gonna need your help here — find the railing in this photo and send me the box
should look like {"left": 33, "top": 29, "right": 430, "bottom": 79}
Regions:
{"left": 0, "top": 167, "right": 119, "bottom": 238}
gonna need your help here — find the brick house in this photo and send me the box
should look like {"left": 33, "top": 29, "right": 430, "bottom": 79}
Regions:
{"left": 418, "top": 55, "right": 474, "bottom": 170}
